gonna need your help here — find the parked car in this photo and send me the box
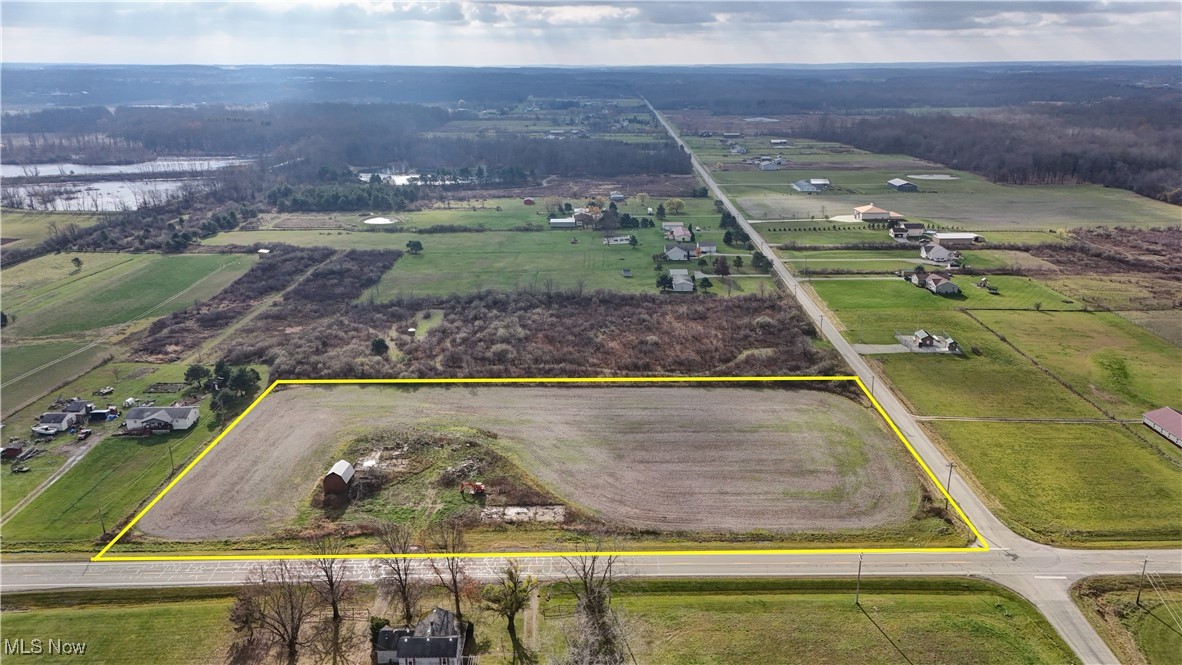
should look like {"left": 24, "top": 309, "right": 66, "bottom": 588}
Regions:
{"left": 77, "top": 429, "right": 93, "bottom": 441}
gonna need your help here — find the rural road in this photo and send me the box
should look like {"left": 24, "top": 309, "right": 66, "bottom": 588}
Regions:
{"left": 644, "top": 102, "right": 1182, "bottom": 664}
{"left": 0, "top": 110, "right": 1177, "bottom": 665}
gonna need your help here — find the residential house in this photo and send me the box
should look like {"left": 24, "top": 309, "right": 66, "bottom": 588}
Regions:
{"left": 730, "top": 145, "right": 748, "bottom": 155}
{"left": 923, "top": 272, "right": 961, "bottom": 295}
{"left": 889, "top": 221, "right": 926, "bottom": 239}
{"left": 124, "top": 406, "right": 200, "bottom": 432}
{"left": 669, "top": 269, "right": 694, "bottom": 292}
{"left": 663, "top": 244, "right": 692, "bottom": 261}
{"left": 661, "top": 221, "right": 681, "bottom": 232}
{"left": 324, "top": 460, "right": 355, "bottom": 495}
{"left": 1143, "top": 407, "right": 1182, "bottom": 448}
{"left": 921, "top": 243, "right": 960, "bottom": 263}
{"left": 37, "top": 412, "right": 78, "bottom": 433}
{"left": 668, "top": 226, "right": 692, "bottom": 242}
{"left": 927, "top": 232, "right": 982, "bottom": 248}
{"left": 853, "top": 203, "right": 903, "bottom": 222}
{"left": 791, "top": 179, "right": 821, "bottom": 193}
{"left": 374, "top": 608, "right": 465, "bottom": 665}
{"left": 572, "top": 211, "right": 596, "bottom": 227}
{"left": 888, "top": 178, "right": 918, "bottom": 192}
{"left": 63, "top": 399, "right": 95, "bottom": 415}
{"left": 548, "top": 217, "right": 578, "bottom": 229}
{"left": 759, "top": 162, "right": 779, "bottom": 171}
{"left": 697, "top": 243, "right": 718, "bottom": 256}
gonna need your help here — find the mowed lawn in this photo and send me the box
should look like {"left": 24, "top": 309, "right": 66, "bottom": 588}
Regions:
{"left": 0, "top": 209, "right": 102, "bottom": 250}
{"left": 932, "top": 422, "right": 1182, "bottom": 546}
{"left": 2, "top": 254, "right": 255, "bottom": 338}
{"left": 974, "top": 311, "right": 1182, "bottom": 418}
{"left": 543, "top": 579, "right": 1079, "bottom": 665}
{"left": 0, "top": 590, "right": 233, "bottom": 664}
{"left": 810, "top": 275, "right": 1080, "bottom": 312}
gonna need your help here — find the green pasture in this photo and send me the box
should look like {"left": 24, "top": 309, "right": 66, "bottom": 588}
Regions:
{"left": 0, "top": 209, "right": 102, "bottom": 251}
{"left": 2, "top": 254, "right": 255, "bottom": 338}
{"left": 973, "top": 311, "right": 1182, "bottom": 418}
{"left": 0, "top": 589, "right": 234, "bottom": 664}
{"left": 809, "top": 274, "right": 1080, "bottom": 312}
{"left": 932, "top": 422, "right": 1182, "bottom": 547}
{"left": 1072, "top": 576, "right": 1182, "bottom": 665}
{"left": 1, "top": 341, "right": 115, "bottom": 419}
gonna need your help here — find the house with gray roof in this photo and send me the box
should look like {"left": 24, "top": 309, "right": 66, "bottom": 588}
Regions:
{"left": 374, "top": 608, "right": 465, "bottom": 665}
{"left": 124, "top": 406, "right": 200, "bottom": 432}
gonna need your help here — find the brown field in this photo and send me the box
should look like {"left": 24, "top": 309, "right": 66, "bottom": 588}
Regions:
{"left": 138, "top": 385, "right": 920, "bottom": 540}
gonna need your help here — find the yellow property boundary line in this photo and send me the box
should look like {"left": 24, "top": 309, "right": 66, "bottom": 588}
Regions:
{"left": 93, "top": 376, "right": 988, "bottom": 561}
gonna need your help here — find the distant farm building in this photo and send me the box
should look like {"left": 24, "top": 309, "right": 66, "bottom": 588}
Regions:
{"left": 667, "top": 226, "right": 692, "bottom": 242}
{"left": 522, "top": 198, "right": 535, "bottom": 205}
{"left": 769, "top": 139, "right": 789, "bottom": 146}
{"left": 722, "top": 132, "right": 742, "bottom": 138}
{"left": 548, "top": 217, "right": 578, "bottom": 229}
{"left": 63, "top": 399, "right": 95, "bottom": 415}
{"left": 37, "top": 412, "right": 78, "bottom": 433}
{"left": 927, "top": 232, "right": 982, "bottom": 248}
{"left": 888, "top": 178, "right": 919, "bottom": 192}
{"left": 853, "top": 204, "right": 904, "bottom": 222}
{"left": 609, "top": 191, "right": 626, "bottom": 202}
{"left": 791, "top": 180, "right": 821, "bottom": 193}
{"left": 1143, "top": 407, "right": 1182, "bottom": 448}
{"left": 324, "top": 460, "right": 355, "bottom": 495}
{"left": 913, "top": 330, "right": 937, "bottom": 347}
{"left": 809, "top": 178, "right": 831, "bottom": 189}
{"left": 124, "top": 406, "right": 200, "bottom": 432}
{"left": 663, "top": 244, "right": 692, "bottom": 261}
{"left": 759, "top": 162, "right": 779, "bottom": 171}
{"left": 602, "top": 235, "right": 632, "bottom": 245}
{"left": 921, "top": 244, "right": 960, "bottom": 263}
{"left": 669, "top": 269, "right": 694, "bottom": 292}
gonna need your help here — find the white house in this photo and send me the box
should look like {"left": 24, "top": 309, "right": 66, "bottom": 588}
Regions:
{"left": 37, "top": 412, "right": 78, "bottom": 433}
{"left": 663, "top": 244, "right": 691, "bottom": 261}
{"left": 924, "top": 273, "right": 961, "bottom": 295}
{"left": 124, "top": 406, "right": 200, "bottom": 432}
{"left": 921, "top": 244, "right": 960, "bottom": 263}
{"left": 669, "top": 269, "right": 694, "bottom": 292}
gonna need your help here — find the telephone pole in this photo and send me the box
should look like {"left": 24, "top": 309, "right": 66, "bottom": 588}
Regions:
{"left": 944, "top": 462, "right": 956, "bottom": 509}
{"left": 855, "top": 553, "right": 864, "bottom": 606}
{"left": 1136, "top": 557, "right": 1149, "bottom": 606}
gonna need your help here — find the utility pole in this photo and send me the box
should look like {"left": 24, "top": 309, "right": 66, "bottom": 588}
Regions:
{"left": 855, "top": 553, "right": 864, "bottom": 606}
{"left": 98, "top": 505, "right": 107, "bottom": 535}
{"left": 1136, "top": 557, "right": 1149, "bottom": 606}
{"left": 167, "top": 443, "right": 175, "bottom": 472}
{"left": 945, "top": 462, "right": 957, "bottom": 509}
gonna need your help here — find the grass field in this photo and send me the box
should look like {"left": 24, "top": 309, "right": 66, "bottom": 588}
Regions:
{"left": 1119, "top": 310, "right": 1182, "bottom": 347}
{"left": 931, "top": 422, "right": 1182, "bottom": 546}
{"left": 0, "top": 209, "right": 102, "bottom": 250}
{"left": 973, "top": 311, "right": 1182, "bottom": 418}
{"left": 537, "top": 578, "right": 1079, "bottom": 665}
{"left": 1042, "top": 275, "right": 1182, "bottom": 311}
{"left": 0, "top": 588, "right": 234, "bottom": 664}
{"left": 810, "top": 275, "right": 1080, "bottom": 313}
{"left": 0, "top": 341, "right": 115, "bottom": 419}
{"left": 1072, "top": 575, "right": 1182, "bottom": 665}
{"left": 2, "top": 254, "right": 255, "bottom": 338}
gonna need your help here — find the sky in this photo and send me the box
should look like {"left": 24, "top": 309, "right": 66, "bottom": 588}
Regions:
{"left": 2, "top": 1, "right": 1180, "bottom": 66}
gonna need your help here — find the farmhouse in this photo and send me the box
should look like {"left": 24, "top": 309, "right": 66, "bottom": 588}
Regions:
{"left": 888, "top": 178, "right": 919, "bottom": 192}
{"left": 323, "top": 460, "right": 355, "bottom": 495}
{"left": 927, "top": 231, "right": 982, "bottom": 248}
{"left": 548, "top": 216, "right": 578, "bottom": 229}
{"left": 37, "top": 412, "right": 78, "bottom": 433}
{"left": 374, "top": 608, "right": 465, "bottom": 665}
{"left": 853, "top": 203, "right": 904, "bottom": 222}
{"left": 791, "top": 179, "right": 821, "bottom": 193}
{"left": 759, "top": 162, "right": 779, "bottom": 171}
{"left": 602, "top": 235, "right": 632, "bottom": 245}
{"left": 697, "top": 243, "right": 718, "bottom": 256}
{"left": 663, "top": 244, "right": 692, "bottom": 261}
{"left": 669, "top": 269, "right": 695, "bottom": 292}
{"left": 921, "top": 243, "right": 961, "bottom": 263}
{"left": 124, "top": 406, "right": 200, "bottom": 432}
{"left": 667, "top": 226, "right": 692, "bottom": 242}
{"left": 1143, "top": 407, "right": 1182, "bottom": 448}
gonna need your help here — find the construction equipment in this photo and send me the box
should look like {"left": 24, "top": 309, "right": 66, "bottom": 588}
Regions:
{"left": 459, "top": 481, "right": 486, "bottom": 496}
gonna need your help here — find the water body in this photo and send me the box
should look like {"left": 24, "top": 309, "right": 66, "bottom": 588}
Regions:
{"left": 0, "top": 157, "right": 251, "bottom": 178}
{"left": 4, "top": 179, "right": 206, "bottom": 211}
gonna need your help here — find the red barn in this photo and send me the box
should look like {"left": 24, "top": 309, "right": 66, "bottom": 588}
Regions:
{"left": 323, "top": 460, "right": 355, "bottom": 495}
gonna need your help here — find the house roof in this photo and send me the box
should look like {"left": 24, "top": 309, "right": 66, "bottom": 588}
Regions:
{"left": 40, "top": 412, "right": 72, "bottom": 423}
{"left": 417, "top": 608, "right": 460, "bottom": 637}
{"left": 1144, "top": 407, "right": 1182, "bottom": 440}
{"left": 64, "top": 399, "right": 94, "bottom": 412}
{"left": 664, "top": 244, "right": 692, "bottom": 253}
{"left": 126, "top": 406, "right": 198, "bottom": 421}
{"left": 914, "top": 330, "right": 933, "bottom": 339}
{"left": 698, "top": 243, "right": 717, "bottom": 251}
{"left": 668, "top": 269, "right": 690, "bottom": 276}
{"left": 904, "top": 222, "right": 925, "bottom": 229}
{"left": 328, "top": 460, "right": 355, "bottom": 483}
{"left": 791, "top": 180, "right": 820, "bottom": 192}
{"left": 375, "top": 627, "right": 411, "bottom": 651}
{"left": 888, "top": 178, "right": 913, "bottom": 187}
{"left": 809, "top": 178, "right": 831, "bottom": 185}
{"left": 930, "top": 232, "right": 980, "bottom": 241}
{"left": 548, "top": 217, "right": 576, "bottom": 225}
{"left": 671, "top": 274, "right": 694, "bottom": 287}
{"left": 854, "top": 204, "right": 888, "bottom": 214}
{"left": 397, "top": 636, "right": 461, "bottom": 659}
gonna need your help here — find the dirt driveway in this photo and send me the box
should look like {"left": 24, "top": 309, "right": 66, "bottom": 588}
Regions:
{"left": 139, "top": 385, "right": 920, "bottom": 540}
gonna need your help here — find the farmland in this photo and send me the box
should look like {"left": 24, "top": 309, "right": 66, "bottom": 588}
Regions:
{"left": 538, "top": 578, "right": 1079, "bottom": 665}
{"left": 1072, "top": 576, "right": 1182, "bottom": 665}
{"left": 972, "top": 311, "right": 1182, "bottom": 418}
{"left": 809, "top": 275, "right": 1081, "bottom": 313}
{"left": 1, "top": 254, "right": 255, "bottom": 338}
{"left": 930, "top": 422, "right": 1182, "bottom": 547}
{"left": 0, "top": 341, "right": 115, "bottom": 418}
{"left": 0, "top": 209, "right": 102, "bottom": 250}
{"left": 130, "top": 384, "right": 955, "bottom": 552}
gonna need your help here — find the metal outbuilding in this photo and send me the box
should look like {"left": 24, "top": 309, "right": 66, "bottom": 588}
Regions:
{"left": 324, "top": 460, "right": 355, "bottom": 495}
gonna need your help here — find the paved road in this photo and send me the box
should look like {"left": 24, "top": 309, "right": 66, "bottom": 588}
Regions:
{"left": 645, "top": 102, "right": 1182, "bottom": 664}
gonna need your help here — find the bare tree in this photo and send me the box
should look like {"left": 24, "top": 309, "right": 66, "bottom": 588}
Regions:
{"left": 376, "top": 521, "right": 430, "bottom": 627}
{"left": 425, "top": 517, "right": 470, "bottom": 624}
{"left": 557, "top": 544, "right": 631, "bottom": 665}
{"left": 241, "top": 561, "right": 325, "bottom": 665}
{"left": 308, "top": 535, "right": 356, "bottom": 624}
{"left": 482, "top": 560, "right": 538, "bottom": 665}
